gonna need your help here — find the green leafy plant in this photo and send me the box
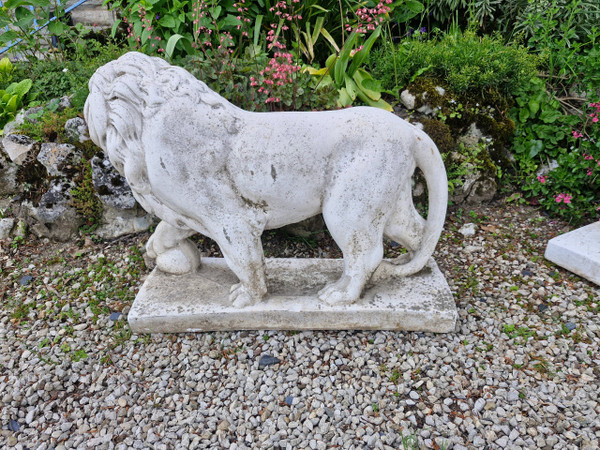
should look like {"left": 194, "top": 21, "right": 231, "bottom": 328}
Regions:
{"left": 370, "top": 29, "right": 538, "bottom": 96}
{"left": 0, "top": 0, "right": 87, "bottom": 61}
{"left": 0, "top": 56, "right": 15, "bottom": 85}
{"left": 306, "top": 27, "right": 392, "bottom": 110}
{"left": 18, "top": 42, "right": 128, "bottom": 110}
{"left": 0, "top": 72, "right": 33, "bottom": 134}
{"left": 523, "top": 101, "right": 600, "bottom": 223}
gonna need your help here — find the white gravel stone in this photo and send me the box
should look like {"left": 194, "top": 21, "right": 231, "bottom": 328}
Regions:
{"left": 0, "top": 202, "right": 598, "bottom": 450}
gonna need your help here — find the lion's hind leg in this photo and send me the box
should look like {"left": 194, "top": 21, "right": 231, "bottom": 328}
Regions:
{"left": 383, "top": 187, "right": 426, "bottom": 263}
{"left": 318, "top": 178, "right": 394, "bottom": 306}
{"left": 146, "top": 220, "right": 200, "bottom": 275}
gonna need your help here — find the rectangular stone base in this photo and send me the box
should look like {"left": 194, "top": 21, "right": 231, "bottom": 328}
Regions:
{"left": 545, "top": 222, "right": 600, "bottom": 285}
{"left": 128, "top": 258, "right": 457, "bottom": 333}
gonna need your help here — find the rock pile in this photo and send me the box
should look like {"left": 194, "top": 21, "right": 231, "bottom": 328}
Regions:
{"left": 0, "top": 98, "right": 154, "bottom": 242}
{"left": 396, "top": 80, "right": 515, "bottom": 204}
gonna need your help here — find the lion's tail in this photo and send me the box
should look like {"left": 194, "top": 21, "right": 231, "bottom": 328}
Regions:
{"left": 390, "top": 126, "right": 448, "bottom": 276}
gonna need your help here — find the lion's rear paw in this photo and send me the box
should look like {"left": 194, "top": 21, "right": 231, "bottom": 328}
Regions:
{"left": 318, "top": 276, "right": 360, "bottom": 306}
{"left": 155, "top": 240, "right": 201, "bottom": 275}
{"left": 230, "top": 283, "right": 262, "bottom": 308}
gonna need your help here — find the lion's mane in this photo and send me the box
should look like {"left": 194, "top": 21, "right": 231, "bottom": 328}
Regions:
{"left": 84, "top": 52, "right": 229, "bottom": 196}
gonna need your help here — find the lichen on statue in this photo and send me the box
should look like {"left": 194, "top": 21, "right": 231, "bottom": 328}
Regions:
{"left": 84, "top": 52, "right": 448, "bottom": 308}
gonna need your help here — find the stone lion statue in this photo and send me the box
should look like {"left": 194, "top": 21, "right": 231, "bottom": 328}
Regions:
{"left": 84, "top": 52, "right": 448, "bottom": 307}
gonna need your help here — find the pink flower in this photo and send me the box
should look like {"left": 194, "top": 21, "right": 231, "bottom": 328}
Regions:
{"left": 572, "top": 130, "right": 583, "bottom": 139}
{"left": 537, "top": 175, "right": 546, "bottom": 183}
{"left": 555, "top": 193, "right": 573, "bottom": 204}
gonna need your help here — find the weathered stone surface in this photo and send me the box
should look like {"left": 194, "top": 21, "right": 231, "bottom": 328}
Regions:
{"left": 0, "top": 145, "right": 19, "bottom": 196}
{"left": 400, "top": 90, "right": 416, "bottom": 110}
{"left": 129, "top": 258, "right": 457, "bottom": 333}
{"left": 450, "top": 171, "right": 497, "bottom": 204}
{"left": 37, "top": 143, "right": 82, "bottom": 177}
{"left": 2, "top": 134, "right": 39, "bottom": 165}
{"left": 545, "top": 222, "right": 600, "bottom": 285}
{"left": 85, "top": 52, "right": 449, "bottom": 313}
{"left": 90, "top": 153, "right": 136, "bottom": 210}
{"left": 459, "top": 223, "right": 477, "bottom": 237}
{"left": 458, "top": 123, "right": 485, "bottom": 149}
{"left": 95, "top": 205, "right": 154, "bottom": 239}
{"left": 64, "top": 117, "right": 90, "bottom": 143}
{"left": 0, "top": 218, "right": 15, "bottom": 239}
{"left": 27, "top": 179, "right": 82, "bottom": 241}
{"left": 464, "top": 176, "right": 497, "bottom": 204}
{"left": 67, "top": 0, "right": 116, "bottom": 26}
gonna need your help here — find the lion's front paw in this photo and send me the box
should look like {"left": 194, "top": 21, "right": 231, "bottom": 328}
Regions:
{"left": 230, "top": 283, "right": 263, "bottom": 308}
{"left": 318, "top": 276, "right": 360, "bottom": 306}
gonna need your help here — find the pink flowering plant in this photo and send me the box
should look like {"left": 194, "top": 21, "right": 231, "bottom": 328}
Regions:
{"left": 107, "top": 0, "right": 409, "bottom": 111}
{"left": 525, "top": 101, "right": 600, "bottom": 223}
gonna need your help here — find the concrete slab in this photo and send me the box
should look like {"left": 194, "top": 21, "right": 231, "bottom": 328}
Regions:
{"left": 129, "top": 258, "right": 457, "bottom": 333}
{"left": 545, "top": 221, "right": 600, "bottom": 285}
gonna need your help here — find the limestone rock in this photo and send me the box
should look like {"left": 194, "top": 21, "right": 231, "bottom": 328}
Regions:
{"left": 459, "top": 223, "right": 477, "bottom": 237}
{"left": 95, "top": 205, "right": 154, "bottom": 239}
{"left": 14, "top": 220, "right": 26, "bottom": 239}
{"left": 0, "top": 144, "right": 19, "bottom": 196}
{"left": 37, "top": 143, "right": 82, "bottom": 177}
{"left": 2, "top": 134, "right": 39, "bottom": 165}
{"left": 28, "top": 179, "right": 82, "bottom": 241}
{"left": 454, "top": 171, "right": 497, "bottom": 204}
{"left": 466, "top": 177, "right": 497, "bottom": 203}
{"left": 434, "top": 86, "right": 446, "bottom": 97}
{"left": 400, "top": 90, "right": 416, "bottom": 110}
{"left": 90, "top": 153, "right": 136, "bottom": 210}
{"left": 0, "top": 218, "right": 15, "bottom": 239}
{"left": 2, "top": 106, "right": 43, "bottom": 136}
{"left": 58, "top": 96, "right": 72, "bottom": 111}
{"left": 458, "top": 123, "right": 485, "bottom": 149}
{"left": 64, "top": 117, "right": 90, "bottom": 142}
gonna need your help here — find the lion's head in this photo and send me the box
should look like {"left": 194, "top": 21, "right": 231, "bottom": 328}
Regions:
{"left": 84, "top": 51, "right": 230, "bottom": 195}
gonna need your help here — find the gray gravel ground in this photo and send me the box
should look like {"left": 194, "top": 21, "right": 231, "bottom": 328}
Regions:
{"left": 1, "top": 200, "right": 599, "bottom": 449}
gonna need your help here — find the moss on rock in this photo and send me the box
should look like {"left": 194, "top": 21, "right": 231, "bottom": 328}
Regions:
{"left": 420, "top": 118, "right": 455, "bottom": 154}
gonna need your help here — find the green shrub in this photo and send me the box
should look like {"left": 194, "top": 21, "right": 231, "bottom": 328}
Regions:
{"left": 370, "top": 29, "right": 539, "bottom": 96}
{"left": 16, "top": 41, "right": 128, "bottom": 110}
{"left": 407, "top": 0, "right": 599, "bottom": 45}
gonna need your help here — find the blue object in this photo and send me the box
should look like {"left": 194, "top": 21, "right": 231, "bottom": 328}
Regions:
{"left": 9, "top": 419, "right": 19, "bottom": 432}
{"left": 565, "top": 322, "right": 576, "bottom": 332}
{"left": 0, "top": 0, "right": 90, "bottom": 55}
{"left": 109, "top": 312, "right": 121, "bottom": 321}
{"left": 284, "top": 395, "right": 293, "bottom": 405}
{"left": 19, "top": 275, "right": 33, "bottom": 286}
